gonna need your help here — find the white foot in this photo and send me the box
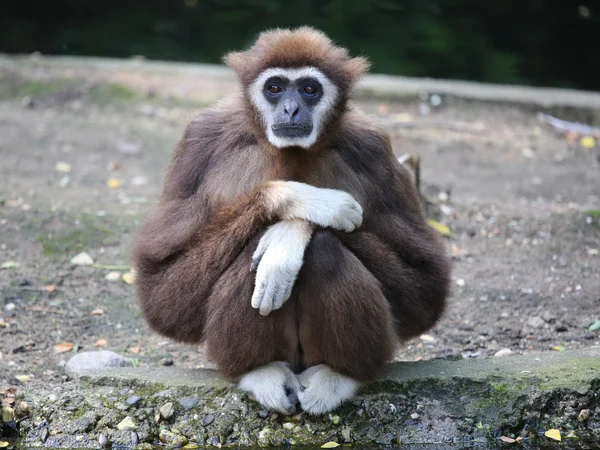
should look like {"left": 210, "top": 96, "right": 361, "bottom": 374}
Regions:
{"left": 297, "top": 364, "right": 359, "bottom": 415}
{"left": 238, "top": 362, "right": 301, "bottom": 415}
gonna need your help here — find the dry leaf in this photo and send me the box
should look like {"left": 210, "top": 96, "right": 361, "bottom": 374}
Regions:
{"left": 552, "top": 345, "right": 566, "bottom": 352}
{"left": 321, "top": 442, "right": 340, "bottom": 449}
{"left": 90, "top": 308, "right": 104, "bottom": 316}
{"left": 419, "top": 334, "right": 437, "bottom": 343}
{"left": 129, "top": 346, "right": 141, "bottom": 354}
{"left": 0, "top": 441, "right": 9, "bottom": 448}
{"left": 107, "top": 177, "right": 122, "bottom": 189}
{"left": 2, "top": 398, "right": 15, "bottom": 405}
{"left": 427, "top": 219, "right": 456, "bottom": 238}
{"left": 500, "top": 436, "right": 516, "bottom": 443}
{"left": 55, "top": 161, "right": 72, "bottom": 173}
{"left": 43, "top": 285, "right": 56, "bottom": 292}
{"left": 580, "top": 135, "right": 596, "bottom": 149}
{"left": 122, "top": 271, "right": 135, "bottom": 285}
{"left": 393, "top": 112, "right": 413, "bottom": 123}
{"left": 14, "top": 374, "right": 30, "bottom": 383}
{"left": 1, "top": 261, "right": 19, "bottom": 269}
{"left": 55, "top": 342, "right": 74, "bottom": 353}
{"left": 94, "top": 339, "right": 108, "bottom": 347}
{"left": 544, "top": 429, "right": 561, "bottom": 441}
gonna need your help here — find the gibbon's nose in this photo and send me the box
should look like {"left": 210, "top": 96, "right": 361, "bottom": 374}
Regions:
{"left": 283, "top": 101, "right": 300, "bottom": 119}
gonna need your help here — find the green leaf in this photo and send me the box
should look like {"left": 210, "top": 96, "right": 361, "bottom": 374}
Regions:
{"left": 588, "top": 320, "right": 600, "bottom": 332}
{"left": 427, "top": 219, "right": 456, "bottom": 238}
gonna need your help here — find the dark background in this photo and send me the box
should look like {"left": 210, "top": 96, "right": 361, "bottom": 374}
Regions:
{"left": 2, "top": 0, "right": 599, "bottom": 91}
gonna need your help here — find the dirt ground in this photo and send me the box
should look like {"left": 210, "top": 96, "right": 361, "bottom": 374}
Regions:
{"left": 1, "top": 57, "right": 599, "bottom": 392}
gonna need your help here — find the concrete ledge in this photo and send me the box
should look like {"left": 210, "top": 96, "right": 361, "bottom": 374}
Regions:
{"left": 2, "top": 54, "right": 600, "bottom": 109}
{"left": 11, "top": 347, "right": 600, "bottom": 448}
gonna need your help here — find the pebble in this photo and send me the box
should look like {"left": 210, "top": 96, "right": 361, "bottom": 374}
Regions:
{"left": 40, "top": 427, "right": 49, "bottom": 443}
{"left": 578, "top": 409, "right": 590, "bottom": 421}
{"left": 127, "top": 395, "right": 143, "bottom": 406}
{"left": 160, "top": 402, "right": 175, "bottom": 420}
{"left": 15, "top": 401, "right": 29, "bottom": 418}
{"left": 2, "top": 406, "right": 15, "bottom": 423}
{"left": 201, "top": 414, "right": 215, "bottom": 426}
{"left": 65, "top": 351, "right": 133, "bottom": 379}
{"left": 493, "top": 348, "right": 513, "bottom": 358}
{"left": 116, "top": 416, "right": 136, "bottom": 430}
{"left": 283, "top": 422, "right": 295, "bottom": 430}
{"left": 455, "top": 278, "right": 466, "bottom": 287}
{"left": 258, "top": 409, "right": 269, "bottom": 419}
{"left": 526, "top": 315, "right": 545, "bottom": 329}
{"left": 162, "top": 358, "right": 174, "bottom": 366}
{"left": 70, "top": 252, "right": 94, "bottom": 266}
{"left": 179, "top": 397, "right": 200, "bottom": 411}
{"left": 98, "top": 433, "right": 109, "bottom": 447}
{"left": 159, "top": 429, "right": 188, "bottom": 447}
{"left": 131, "top": 431, "right": 139, "bottom": 445}
{"left": 105, "top": 271, "right": 121, "bottom": 281}
{"left": 410, "top": 413, "right": 420, "bottom": 420}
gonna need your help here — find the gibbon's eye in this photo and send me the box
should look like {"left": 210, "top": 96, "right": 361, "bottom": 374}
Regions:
{"left": 268, "top": 84, "right": 282, "bottom": 94}
{"left": 303, "top": 85, "right": 318, "bottom": 95}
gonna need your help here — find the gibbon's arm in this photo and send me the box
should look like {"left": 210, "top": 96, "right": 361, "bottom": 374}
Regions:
{"left": 133, "top": 138, "right": 363, "bottom": 342}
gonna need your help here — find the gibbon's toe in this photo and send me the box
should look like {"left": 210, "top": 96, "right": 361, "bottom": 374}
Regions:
{"left": 238, "top": 361, "right": 301, "bottom": 415}
{"left": 297, "top": 364, "right": 359, "bottom": 415}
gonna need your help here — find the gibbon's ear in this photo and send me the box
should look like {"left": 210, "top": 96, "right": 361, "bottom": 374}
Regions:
{"left": 344, "top": 56, "right": 370, "bottom": 85}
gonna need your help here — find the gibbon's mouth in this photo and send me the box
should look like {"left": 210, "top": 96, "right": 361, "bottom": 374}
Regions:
{"left": 272, "top": 124, "right": 313, "bottom": 138}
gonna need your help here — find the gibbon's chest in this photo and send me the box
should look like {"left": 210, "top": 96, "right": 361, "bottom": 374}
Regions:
{"left": 203, "top": 144, "right": 367, "bottom": 207}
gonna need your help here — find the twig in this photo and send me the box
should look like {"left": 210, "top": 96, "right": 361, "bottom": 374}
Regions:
{"left": 91, "top": 264, "right": 130, "bottom": 270}
{"left": 25, "top": 306, "right": 67, "bottom": 315}
{"left": 381, "top": 118, "right": 486, "bottom": 134}
{"left": 19, "top": 286, "right": 62, "bottom": 292}
{"left": 537, "top": 112, "right": 600, "bottom": 137}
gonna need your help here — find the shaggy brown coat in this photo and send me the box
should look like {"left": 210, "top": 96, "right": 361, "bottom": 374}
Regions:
{"left": 132, "top": 27, "right": 451, "bottom": 382}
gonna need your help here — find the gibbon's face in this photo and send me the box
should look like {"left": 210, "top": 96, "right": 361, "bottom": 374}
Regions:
{"left": 249, "top": 67, "right": 338, "bottom": 149}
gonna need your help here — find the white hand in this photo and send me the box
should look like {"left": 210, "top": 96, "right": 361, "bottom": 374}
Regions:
{"left": 251, "top": 220, "right": 313, "bottom": 316}
{"left": 269, "top": 181, "right": 363, "bottom": 232}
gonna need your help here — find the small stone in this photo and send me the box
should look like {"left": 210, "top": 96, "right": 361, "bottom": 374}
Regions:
{"left": 116, "top": 416, "right": 136, "bottom": 430}
{"left": 159, "top": 429, "right": 188, "bottom": 447}
{"left": 241, "top": 403, "right": 249, "bottom": 417}
{"left": 98, "top": 433, "right": 109, "bottom": 447}
{"left": 160, "top": 402, "right": 175, "bottom": 420}
{"left": 209, "top": 436, "right": 219, "bottom": 446}
{"left": 341, "top": 427, "right": 352, "bottom": 442}
{"left": 282, "top": 422, "right": 295, "bottom": 430}
{"left": 410, "top": 413, "right": 420, "bottom": 420}
{"left": 15, "top": 401, "right": 29, "bottom": 418}
{"left": 65, "top": 351, "right": 133, "bottom": 378}
{"left": 258, "top": 409, "right": 269, "bottom": 419}
{"left": 2, "top": 406, "right": 15, "bottom": 423}
{"left": 162, "top": 358, "right": 174, "bottom": 366}
{"left": 127, "top": 395, "right": 142, "bottom": 406}
{"left": 40, "top": 427, "right": 49, "bottom": 443}
{"left": 179, "top": 397, "right": 199, "bottom": 411}
{"left": 493, "top": 348, "right": 513, "bottom": 358}
{"left": 455, "top": 278, "right": 466, "bottom": 287}
{"left": 330, "top": 415, "right": 341, "bottom": 425}
{"left": 131, "top": 431, "right": 139, "bottom": 445}
{"left": 105, "top": 271, "right": 121, "bottom": 281}
{"left": 70, "top": 252, "right": 94, "bottom": 266}
{"left": 526, "top": 315, "right": 545, "bottom": 329}
{"left": 578, "top": 409, "right": 590, "bottom": 421}
{"left": 201, "top": 414, "right": 215, "bottom": 426}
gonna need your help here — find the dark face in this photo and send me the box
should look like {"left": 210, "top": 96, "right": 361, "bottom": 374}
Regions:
{"left": 263, "top": 76, "right": 323, "bottom": 139}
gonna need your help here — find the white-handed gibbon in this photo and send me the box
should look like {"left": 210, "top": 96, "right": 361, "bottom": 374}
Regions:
{"left": 133, "top": 27, "right": 451, "bottom": 415}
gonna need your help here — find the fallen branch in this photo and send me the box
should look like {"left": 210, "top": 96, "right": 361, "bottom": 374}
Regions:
{"left": 537, "top": 112, "right": 600, "bottom": 137}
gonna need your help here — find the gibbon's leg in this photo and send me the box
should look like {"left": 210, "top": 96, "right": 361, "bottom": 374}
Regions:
{"left": 203, "top": 240, "right": 302, "bottom": 412}
{"left": 295, "top": 230, "right": 396, "bottom": 414}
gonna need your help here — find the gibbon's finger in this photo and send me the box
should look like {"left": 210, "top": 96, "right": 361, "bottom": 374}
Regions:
{"left": 251, "top": 279, "right": 267, "bottom": 309}
{"left": 251, "top": 235, "right": 272, "bottom": 271}
{"left": 259, "top": 279, "right": 277, "bottom": 316}
{"left": 344, "top": 208, "right": 363, "bottom": 227}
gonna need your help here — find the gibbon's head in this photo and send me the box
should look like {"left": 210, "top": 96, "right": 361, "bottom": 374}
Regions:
{"left": 224, "top": 27, "right": 370, "bottom": 150}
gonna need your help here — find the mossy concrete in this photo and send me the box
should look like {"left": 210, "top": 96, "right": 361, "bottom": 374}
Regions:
{"left": 10, "top": 347, "right": 600, "bottom": 448}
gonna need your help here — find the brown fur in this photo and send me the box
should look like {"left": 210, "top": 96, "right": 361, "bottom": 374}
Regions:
{"left": 132, "top": 27, "right": 451, "bottom": 383}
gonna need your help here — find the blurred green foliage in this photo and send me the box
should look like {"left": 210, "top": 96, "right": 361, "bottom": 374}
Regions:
{"left": 1, "top": 0, "right": 598, "bottom": 90}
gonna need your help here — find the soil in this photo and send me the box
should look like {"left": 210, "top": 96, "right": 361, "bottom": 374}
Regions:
{"left": 1, "top": 57, "right": 599, "bottom": 393}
